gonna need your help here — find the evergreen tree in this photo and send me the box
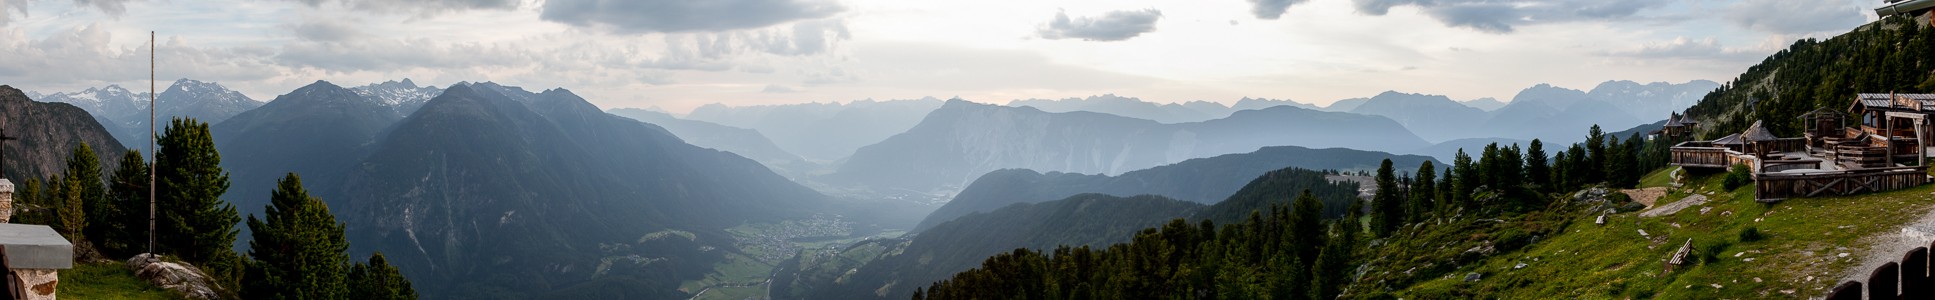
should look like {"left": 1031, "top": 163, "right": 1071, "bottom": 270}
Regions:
{"left": 1625, "top": 133, "right": 1647, "bottom": 186}
{"left": 1452, "top": 149, "right": 1477, "bottom": 210}
{"left": 1436, "top": 169, "right": 1453, "bottom": 215}
{"left": 1479, "top": 143, "right": 1501, "bottom": 189}
{"left": 155, "top": 118, "right": 242, "bottom": 278}
{"left": 1499, "top": 144, "right": 1524, "bottom": 190}
{"left": 1565, "top": 144, "right": 1587, "bottom": 190}
{"left": 348, "top": 252, "right": 419, "bottom": 300}
{"left": 1606, "top": 137, "right": 1635, "bottom": 189}
{"left": 1525, "top": 139, "right": 1550, "bottom": 192}
{"left": 106, "top": 150, "right": 150, "bottom": 257}
{"left": 1370, "top": 159, "right": 1401, "bottom": 237}
{"left": 1290, "top": 190, "right": 1324, "bottom": 266}
{"left": 1552, "top": 151, "right": 1571, "bottom": 193}
{"left": 57, "top": 177, "right": 84, "bottom": 241}
{"left": 1585, "top": 125, "right": 1606, "bottom": 184}
{"left": 1409, "top": 161, "right": 1435, "bottom": 223}
{"left": 244, "top": 173, "right": 350, "bottom": 299}
{"left": 15, "top": 178, "right": 43, "bottom": 225}
{"left": 63, "top": 143, "right": 110, "bottom": 244}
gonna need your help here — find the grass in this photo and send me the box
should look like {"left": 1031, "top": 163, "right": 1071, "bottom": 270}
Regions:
{"left": 1639, "top": 166, "right": 1679, "bottom": 188}
{"left": 1381, "top": 169, "right": 1935, "bottom": 298}
{"left": 58, "top": 261, "right": 183, "bottom": 300}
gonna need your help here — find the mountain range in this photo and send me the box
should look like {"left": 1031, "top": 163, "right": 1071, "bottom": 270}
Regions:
{"left": 340, "top": 82, "right": 833, "bottom": 298}
{"left": 828, "top": 100, "right": 1428, "bottom": 194}
{"left": 684, "top": 98, "right": 946, "bottom": 163}
{"left": 911, "top": 145, "right": 1436, "bottom": 232}
{"left": 0, "top": 85, "right": 127, "bottom": 181}
{"left": 34, "top": 79, "right": 264, "bottom": 149}
{"left": 607, "top": 108, "right": 811, "bottom": 175}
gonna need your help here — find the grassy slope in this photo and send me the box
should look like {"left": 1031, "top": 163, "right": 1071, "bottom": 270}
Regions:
{"left": 1389, "top": 167, "right": 1935, "bottom": 298}
{"left": 59, "top": 262, "right": 184, "bottom": 299}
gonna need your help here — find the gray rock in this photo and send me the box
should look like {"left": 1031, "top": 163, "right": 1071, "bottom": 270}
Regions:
{"left": 126, "top": 254, "right": 220, "bottom": 300}
{"left": 1464, "top": 272, "right": 1482, "bottom": 282}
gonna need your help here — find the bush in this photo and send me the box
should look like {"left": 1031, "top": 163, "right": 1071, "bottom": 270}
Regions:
{"left": 1738, "top": 227, "right": 1765, "bottom": 242}
{"left": 1722, "top": 164, "right": 1753, "bottom": 190}
{"left": 1696, "top": 240, "right": 1733, "bottom": 265}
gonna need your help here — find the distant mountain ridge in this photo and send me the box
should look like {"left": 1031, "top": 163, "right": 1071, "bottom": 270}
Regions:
{"left": 911, "top": 145, "right": 1436, "bottom": 232}
{"left": 685, "top": 98, "right": 946, "bottom": 162}
{"left": 34, "top": 79, "right": 264, "bottom": 149}
{"left": 830, "top": 100, "right": 1428, "bottom": 194}
{"left": 607, "top": 108, "right": 811, "bottom": 175}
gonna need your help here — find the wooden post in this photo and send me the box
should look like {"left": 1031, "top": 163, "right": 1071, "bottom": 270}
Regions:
{"left": 1918, "top": 117, "right": 1927, "bottom": 167}
{"left": 1874, "top": 262, "right": 1902, "bottom": 300}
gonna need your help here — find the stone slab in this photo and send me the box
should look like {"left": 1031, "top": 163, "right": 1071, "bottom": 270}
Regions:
{"left": 0, "top": 224, "right": 70, "bottom": 269}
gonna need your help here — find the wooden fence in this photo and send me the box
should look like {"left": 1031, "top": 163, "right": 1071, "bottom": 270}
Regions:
{"left": 1755, "top": 166, "right": 1930, "bottom": 203}
{"left": 1827, "top": 245, "right": 1935, "bottom": 300}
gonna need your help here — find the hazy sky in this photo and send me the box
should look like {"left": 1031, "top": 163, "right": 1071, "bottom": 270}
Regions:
{"left": 0, "top": 0, "right": 1878, "bottom": 112}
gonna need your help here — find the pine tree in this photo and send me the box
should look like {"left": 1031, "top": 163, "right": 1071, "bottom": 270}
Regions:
{"left": 1551, "top": 151, "right": 1571, "bottom": 193}
{"left": 1289, "top": 190, "right": 1324, "bottom": 266}
{"left": 1370, "top": 159, "right": 1401, "bottom": 237}
{"left": 1565, "top": 144, "right": 1587, "bottom": 190}
{"left": 15, "top": 178, "right": 42, "bottom": 225}
{"left": 244, "top": 173, "right": 350, "bottom": 299}
{"left": 1586, "top": 125, "right": 1606, "bottom": 184}
{"left": 1525, "top": 139, "right": 1550, "bottom": 192}
{"left": 348, "top": 252, "right": 419, "bottom": 300}
{"left": 57, "top": 177, "right": 85, "bottom": 241}
{"left": 106, "top": 150, "right": 150, "bottom": 257}
{"left": 155, "top": 118, "right": 241, "bottom": 278}
{"left": 1409, "top": 161, "right": 1435, "bottom": 223}
{"left": 1452, "top": 149, "right": 1476, "bottom": 209}
{"left": 64, "top": 143, "right": 111, "bottom": 255}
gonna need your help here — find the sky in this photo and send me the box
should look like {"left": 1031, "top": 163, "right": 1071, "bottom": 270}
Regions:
{"left": 0, "top": 0, "right": 1882, "bottom": 113}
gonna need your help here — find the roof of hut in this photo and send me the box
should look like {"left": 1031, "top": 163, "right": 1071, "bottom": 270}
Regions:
{"left": 1741, "top": 120, "right": 1779, "bottom": 142}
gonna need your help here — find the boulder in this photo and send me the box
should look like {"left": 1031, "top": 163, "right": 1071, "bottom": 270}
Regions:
{"left": 126, "top": 254, "right": 220, "bottom": 300}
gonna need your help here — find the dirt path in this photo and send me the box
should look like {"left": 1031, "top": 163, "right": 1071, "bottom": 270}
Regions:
{"left": 1623, "top": 187, "right": 1670, "bottom": 208}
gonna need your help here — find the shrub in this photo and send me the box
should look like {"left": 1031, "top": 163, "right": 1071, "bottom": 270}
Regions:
{"left": 1695, "top": 240, "right": 1733, "bottom": 265}
{"left": 1738, "top": 227, "right": 1765, "bottom": 242}
{"left": 1722, "top": 164, "right": 1753, "bottom": 190}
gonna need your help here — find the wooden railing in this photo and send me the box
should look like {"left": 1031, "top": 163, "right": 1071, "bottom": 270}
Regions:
{"left": 1755, "top": 166, "right": 1929, "bottom": 202}
{"left": 1766, "top": 137, "right": 1808, "bottom": 153}
{"left": 1670, "top": 146, "right": 1734, "bottom": 168}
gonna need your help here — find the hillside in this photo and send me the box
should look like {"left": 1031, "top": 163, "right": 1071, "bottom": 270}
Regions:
{"left": 779, "top": 167, "right": 1359, "bottom": 299}
{"left": 0, "top": 85, "right": 127, "bottom": 181}
{"left": 1684, "top": 17, "right": 1935, "bottom": 138}
{"left": 1350, "top": 91, "right": 1488, "bottom": 142}
{"left": 914, "top": 145, "right": 1432, "bottom": 232}
{"left": 213, "top": 81, "right": 405, "bottom": 242}
{"left": 832, "top": 100, "right": 1427, "bottom": 194}
{"left": 339, "top": 83, "right": 831, "bottom": 298}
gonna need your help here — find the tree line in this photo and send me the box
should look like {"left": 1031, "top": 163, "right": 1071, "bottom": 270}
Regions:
{"left": 917, "top": 122, "right": 1673, "bottom": 299}
{"left": 12, "top": 118, "right": 414, "bottom": 299}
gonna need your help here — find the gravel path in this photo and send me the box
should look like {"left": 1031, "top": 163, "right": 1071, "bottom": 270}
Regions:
{"left": 1623, "top": 187, "right": 1670, "bottom": 208}
{"left": 1838, "top": 201, "right": 1935, "bottom": 290}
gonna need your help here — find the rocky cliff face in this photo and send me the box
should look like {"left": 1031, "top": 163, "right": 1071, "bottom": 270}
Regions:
{"left": 0, "top": 85, "right": 127, "bottom": 181}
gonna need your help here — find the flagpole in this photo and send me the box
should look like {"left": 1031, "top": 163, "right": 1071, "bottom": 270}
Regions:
{"left": 148, "top": 31, "right": 156, "bottom": 257}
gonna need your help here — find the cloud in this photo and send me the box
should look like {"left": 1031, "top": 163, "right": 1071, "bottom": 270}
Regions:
{"left": 1350, "top": 0, "right": 1668, "bottom": 33}
{"left": 1, "top": 0, "right": 141, "bottom": 26}
{"left": 1725, "top": 0, "right": 1866, "bottom": 35}
{"left": 1249, "top": 0, "right": 1310, "bottom": 20}
{"left": 280, "top": 0, "right": 519, "bottom": 16}
{"left": 1037, "top": 9, "right": 1163, "bottom": 42}
{"left": 760, "top": 84, "right": 797, "bottom": 93}
{"left": 539, "top": 0, "right": 843, "bottom": 34}
{"left": 276, "top": 37, "right": 530, "bottom": 72}
{"left": 0, "top": 24, "right": 280, "bottom": 88}
{"left": 288, "top": 19, "right": 365, "bottom": 42}
{"left": 1598, "top": 37, "right": 1761, "bottom": 64}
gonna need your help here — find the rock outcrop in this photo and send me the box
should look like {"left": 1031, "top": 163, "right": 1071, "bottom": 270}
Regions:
{"left": 126, "top": 254, "right": 219, "bottom": 300}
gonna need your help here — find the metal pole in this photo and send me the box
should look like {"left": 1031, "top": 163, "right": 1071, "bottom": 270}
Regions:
{"left": 148, "top": 31, "right": 156, "bottom": 256}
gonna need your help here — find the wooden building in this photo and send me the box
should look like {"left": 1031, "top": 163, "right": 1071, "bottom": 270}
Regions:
{"left": 1668, "top": 93, "right": 1935, "bottom": 202}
